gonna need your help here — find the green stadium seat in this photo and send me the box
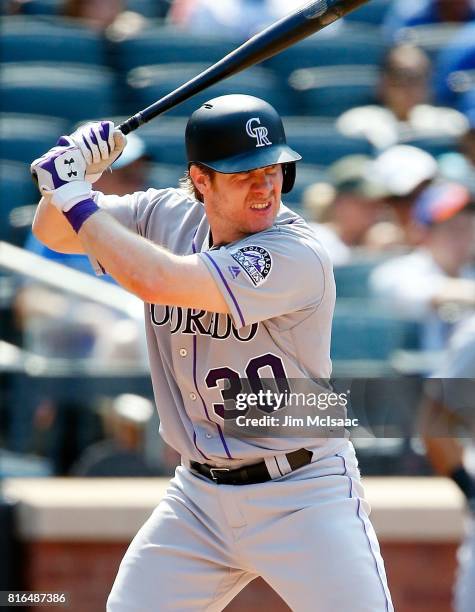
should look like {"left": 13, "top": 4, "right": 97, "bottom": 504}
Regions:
{"left": 138, "top": 117, "right": 187, "bottom": 165}
{"left": 0, "top": 160, "right": 38, "bottom": 242}
{"left": 395, "top": 23, "right": 461, "bottom": 61}
{"left": 289, "top": 65, "right": 379, "bottom": 117}
{"left": 148, "top": 163, "right": 184, "bottom": 190}
{"left": 265, "top": 23, "right": 386, "bottom": 77}
{"left": 125, "top": 62, "right": 295, "bottom": 116}
{"left": 334, "top": 259, "right": 386, "bottom": 299}
{"left": 1, "top": 16, "right": 107, "bottom": 65}
{"left": 402, "top": 134, "right": 460, "bottom": 159}
{"left": 0, "top": 63, "right": 118, "bottom": 123}
{"left": 345, "top": 0, "right": 392, "bottom": 25}
{"left": 113, "top": 27, "right": 238, "bottom": 73}
{"left": 0, "top": 114, "right": 69, "bottom": 164}
{"left": 331, "top": 299, "right": 420, "bottom": 361}
{"left": 283, "top": 117, "right": 373, "bottom": 167}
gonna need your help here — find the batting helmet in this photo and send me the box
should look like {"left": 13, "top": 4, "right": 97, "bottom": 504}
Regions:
{"left": 185, "top": 94, "right": 302, "bottom": 193}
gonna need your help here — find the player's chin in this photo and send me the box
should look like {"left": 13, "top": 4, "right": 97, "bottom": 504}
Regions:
{"left": 247, "top": 200, "right": 278, "bottom": 225}
{"left": 247, "top": 211, "right": 276, "bottom": 233}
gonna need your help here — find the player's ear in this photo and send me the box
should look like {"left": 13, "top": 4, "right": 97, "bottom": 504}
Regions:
{"left": 190, "top": 164, "right": 212, "bottom": 199}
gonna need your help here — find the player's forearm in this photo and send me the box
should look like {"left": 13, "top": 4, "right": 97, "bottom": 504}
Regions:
{"left": 423, "top": 436, "right": 464, "bottom": 476}
{"left": 77, "top": 209, "right": 183, "bottom": 303}
{"left": 32, "top": 195, "right": 85, "bottom": 254}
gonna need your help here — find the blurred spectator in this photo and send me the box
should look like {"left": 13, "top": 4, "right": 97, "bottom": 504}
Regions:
{"left": 461, "top": 109, "right": 475, "bottom": 166}
{"left": 70, "top": 394, "right": 164, "bottom": 476}
{"left": 62, "top": 0, "right": 123, "bottom": 30}
{"left": 169, "top": 0, "right": 318, "bottom": 39}
{"left": 384, "top": 0, "right": 475, "bottom": 43}
{"left": 420, "top": 315, "right": 475, "bottom": 612}
{"left": 304, "top": 155, "right": 390, "bottom": 266}
{"left": 434, "top": 22, "right": 475, "bottom": 108}
{"left": 60, "top": 0, "right": 148, "bottom": 38}
{"left": 338, "top": 44, "right": 467, "bottom": 150}
{"left": 370, "top": 181, "right": 475, "bottom": 350}
{"left": 438, "top": 108, "right": 475, "bottom": 191}
{"left": 369, "top": 144, "right": 439, "bottom": 244}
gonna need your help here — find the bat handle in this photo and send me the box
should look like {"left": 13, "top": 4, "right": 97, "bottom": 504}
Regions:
{"left": 118, "top": 113, "right": 146, "bottom": 135}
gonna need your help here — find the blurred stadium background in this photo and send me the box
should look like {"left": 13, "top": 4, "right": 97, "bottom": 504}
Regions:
{"left": 1, "top": 0, "right": 475, "bottom": 610}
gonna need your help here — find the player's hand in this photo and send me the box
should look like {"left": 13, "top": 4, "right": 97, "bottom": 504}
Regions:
{"left": 31, "top": 143, "right": 92, "bottom": 211}
{"left": 65, "top": 120, "right": 127, "bottom": 183}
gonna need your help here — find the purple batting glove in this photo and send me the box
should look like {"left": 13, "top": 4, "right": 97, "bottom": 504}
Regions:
{"left": 31, "top": 144, "right": 92, "bottom": 213}
{"left": 31, "top": 144, "right": 87, "bottom": 193}
{"left": 68, "top": 120, "right": 115, "bottom": 165}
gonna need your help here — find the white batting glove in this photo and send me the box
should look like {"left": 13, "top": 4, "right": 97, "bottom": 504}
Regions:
{"left": 65, "top": 120, "right": 127, "bottom": 183}
{"left": 31, "top": 144, "right": 92, "bottom": 211}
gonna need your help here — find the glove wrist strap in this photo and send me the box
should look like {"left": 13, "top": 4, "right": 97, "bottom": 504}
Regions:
{"left": 50, "top": 180, "right": 92, "bottom": 211}
{"left": 63, "top": 198, "right": 99, "bottom": 233}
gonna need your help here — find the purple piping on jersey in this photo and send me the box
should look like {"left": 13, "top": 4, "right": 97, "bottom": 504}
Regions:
{"left": 193, "top": 431, "right": 209, "bottom": 461}
{"left": 202, "top": 252, "right": 246, "bottom": 328}
{"left": 192, "top": 335, "right": 232, "bottom": 459}
{"left": 337, "top": 454, "right": 391, "bottom": 612}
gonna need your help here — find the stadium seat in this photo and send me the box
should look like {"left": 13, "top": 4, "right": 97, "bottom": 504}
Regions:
{"left": 126, "top": 0, "right": 170, "bottom": 18}
{"left": 126, "top": 62, "right": 295, "bottom": 116}
{"left": 0, "top": 114, "right": 69, "bottom": 164}
{"left": 1, "top": 16, "right": 107, "bottom": 65}
{"left": 112, "top": 27, "right": 238, "bottom": 73}
{"left": 0, "top": 63, "right": 118, "bottom": 123}
{"left": 265, "top": 23, "right": 386, "bottom": 77}
{"left": 283, "top": 117, "right": 373, "bottom": 167}
{"left": 0, "top": 160, "right": 38, "bottom": 242}
{"left": 345, "top": 0, "right": 392, "bottom": 25}
{"left": 402, "top": 134, "right": 459, "bottom": 159}
{"left": 334, "top": 259, "right": 387, "bottom": 299}
{"left": 289, "top": 65, "right": 379, "bottom": 117}
{"left": 394, "top": 23, "right": 461, "bottom": 61}
{"left": 459, "top": 86, "right": 475, "bottom": 113}
{"left": 331, "top": 299, "right": 420, "bottom": 361}
{"left": 10, "top": 0, "right": 60, "bottom": 15}
{"left": 148, "top": 163, "right": 184, "bottom": 190}
{"left": 138, "top": 117, "right": 188, "bottom": 165}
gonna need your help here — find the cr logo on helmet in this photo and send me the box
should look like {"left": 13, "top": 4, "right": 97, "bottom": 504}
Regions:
{"left": 246, "top": 117, "right": 272, "bottom": 148}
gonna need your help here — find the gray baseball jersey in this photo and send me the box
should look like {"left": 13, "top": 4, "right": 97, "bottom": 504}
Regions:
{"left": 95, "top": 187, "right": 338, "bottom": 466}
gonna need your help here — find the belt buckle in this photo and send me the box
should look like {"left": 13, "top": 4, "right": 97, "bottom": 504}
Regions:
{"left": 209, "top": 467, "right": 230, "bottom": 482}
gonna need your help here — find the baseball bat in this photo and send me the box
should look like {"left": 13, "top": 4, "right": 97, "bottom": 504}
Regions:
{"left": 118, "top": 0, "right": 370, "bottom": 135}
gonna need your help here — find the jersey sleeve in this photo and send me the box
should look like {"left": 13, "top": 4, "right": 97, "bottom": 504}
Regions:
{"left": 93, "top": 188, "right": 179, "bottom": 238}
{"left": 199, "top": 231, "right": 330, "bottom": 328}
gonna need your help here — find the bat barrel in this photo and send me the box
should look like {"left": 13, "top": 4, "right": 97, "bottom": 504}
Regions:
{"left": 118, "top": 0, "right": 369, "bottom": 134}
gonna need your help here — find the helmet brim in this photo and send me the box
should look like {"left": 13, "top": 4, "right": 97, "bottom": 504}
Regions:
{"left": 190, "top": 144, "right": 302, "bottom": 174}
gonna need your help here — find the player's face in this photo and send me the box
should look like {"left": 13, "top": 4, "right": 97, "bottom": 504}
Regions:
{"left": 201, "top": 165, "right": 283, "bottom": 244}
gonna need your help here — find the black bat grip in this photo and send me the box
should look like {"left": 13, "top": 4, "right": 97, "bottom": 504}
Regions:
{"left": 119, "top": 113, "right": 145, "bottom": 135}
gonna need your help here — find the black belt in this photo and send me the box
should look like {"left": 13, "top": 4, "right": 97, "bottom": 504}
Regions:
{"left": 190, "top": 448, "right": 313, "bottom": 485}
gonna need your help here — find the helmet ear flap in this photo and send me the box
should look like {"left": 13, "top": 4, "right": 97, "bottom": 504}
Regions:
{"left": 282, "top": 162, "right": 296, "bottom": 194}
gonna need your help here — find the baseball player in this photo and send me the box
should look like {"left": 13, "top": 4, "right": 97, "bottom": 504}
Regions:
{"left": 421, "top": 314, "right": 475, "bottom": 612}
{"left": 31, "top": 95, "right": 393, "bottom": 611}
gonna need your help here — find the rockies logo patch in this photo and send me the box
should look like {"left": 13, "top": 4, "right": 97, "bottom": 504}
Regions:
{"left": 230, "top": 246, "right": 272, "bottom": 286}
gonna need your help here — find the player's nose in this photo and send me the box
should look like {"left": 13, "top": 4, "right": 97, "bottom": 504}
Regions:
{"left": 250, "top": 169, "right": 273, "bottom": 194}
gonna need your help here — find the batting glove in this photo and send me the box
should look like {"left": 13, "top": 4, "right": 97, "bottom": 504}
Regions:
{"left": 31, "top": 144, "right": 91, "bottom": 211}
{"left": 65, "top": 120, "right": 127, "bottom": 183}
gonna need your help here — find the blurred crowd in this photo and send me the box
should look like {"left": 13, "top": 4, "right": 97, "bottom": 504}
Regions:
{"left": 1, "top": 0, "right": 475, "bottom": 479}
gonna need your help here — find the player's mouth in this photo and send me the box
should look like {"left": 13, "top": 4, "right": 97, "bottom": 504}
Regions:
{"left": 250, "top": 201, "right": 272, "bottom": 210}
